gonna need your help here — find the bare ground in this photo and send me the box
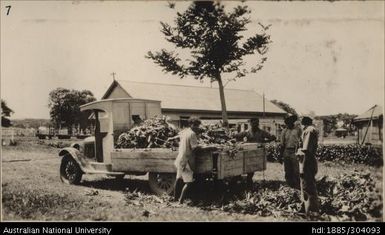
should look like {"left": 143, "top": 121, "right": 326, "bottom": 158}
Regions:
{"left": 1, "top": 137, "right": 383, "bottom": 221}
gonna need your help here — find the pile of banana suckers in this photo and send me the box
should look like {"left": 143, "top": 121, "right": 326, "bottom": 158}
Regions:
{"left": 115, "top": 116, "right": 179, "bottom": 149}
{"left": 115, "top": 117, "right": 239, "bottom": 150}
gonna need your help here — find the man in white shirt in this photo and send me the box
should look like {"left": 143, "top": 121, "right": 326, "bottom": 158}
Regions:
{"left": 174, "top": 117, "right": 202, "bottom": 204}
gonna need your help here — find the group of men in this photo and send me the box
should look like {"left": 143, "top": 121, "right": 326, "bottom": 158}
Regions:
{"left": 173, "top": 115, "right": 319, "bottom": 213}
{"left": 280, "top": 115, "right": 320, "bottom": 213}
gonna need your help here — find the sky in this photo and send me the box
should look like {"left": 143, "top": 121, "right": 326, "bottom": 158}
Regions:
{"left": 1, "top": 0, "right": 384, "bottom": 119}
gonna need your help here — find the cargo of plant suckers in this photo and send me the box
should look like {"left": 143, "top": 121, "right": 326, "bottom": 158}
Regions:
{"left": 58, "top": 98, "right": 266, "bottom": 195}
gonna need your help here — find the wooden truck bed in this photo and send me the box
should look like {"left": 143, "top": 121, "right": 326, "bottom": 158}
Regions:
{"left": 110, "top": 143, "right": 266, "bottom": 180}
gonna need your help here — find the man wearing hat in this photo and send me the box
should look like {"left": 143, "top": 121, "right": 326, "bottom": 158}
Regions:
{"left": 280, "top": 115, "right": 302, "bottom": 189}
{"left": 296, "top": 116, "right": 320, "bottom": 213}
{"left": 234, "top": 118, "right": 276, "bottom": 143}
{"left": 233, "top": 117, "right": 276, "bottom": 187}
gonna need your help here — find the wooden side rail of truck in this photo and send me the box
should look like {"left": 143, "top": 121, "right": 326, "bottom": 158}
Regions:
{"left": 58, "top": 98, "right": 266, "bottom": 195}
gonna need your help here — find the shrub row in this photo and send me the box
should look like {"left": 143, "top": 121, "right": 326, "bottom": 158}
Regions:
{"left": 265, "top": 143, "right": 383, "bottom": 166}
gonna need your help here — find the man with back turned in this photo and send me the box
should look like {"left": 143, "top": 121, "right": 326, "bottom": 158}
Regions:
{"left": 296, "top": 116, "right": 320, "bottom": 213}
{"left": 280, "top": 115, "right": 302, "bottom": 189}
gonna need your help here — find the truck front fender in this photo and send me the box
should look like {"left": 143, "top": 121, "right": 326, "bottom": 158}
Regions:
{"left": 58, "top": 147, "right": 87, "bottom": 172}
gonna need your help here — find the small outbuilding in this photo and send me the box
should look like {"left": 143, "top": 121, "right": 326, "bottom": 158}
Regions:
{"left": 353, "top": 104, "right": 383, "bottom": 145}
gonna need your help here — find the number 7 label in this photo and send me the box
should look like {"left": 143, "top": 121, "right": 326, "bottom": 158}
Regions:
{"left": 5, "top": 5, "right": 11, "bottom": 15}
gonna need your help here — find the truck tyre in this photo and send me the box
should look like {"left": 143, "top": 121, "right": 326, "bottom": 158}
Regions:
{"left": 60, "top": 155, "right": 83, "bottom": 185}
{"left": 148, "top": 172, "right": 176, "bottom": 196}
{"left": 228, "top": 175, "right": 242, "bottom": 187}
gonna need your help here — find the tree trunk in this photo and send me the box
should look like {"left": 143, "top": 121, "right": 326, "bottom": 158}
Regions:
{"left": 217, "top": 76, "right": 229, "bottom": 128}
{"left": 65, "top": 120, "right": 73, "bottom": 135}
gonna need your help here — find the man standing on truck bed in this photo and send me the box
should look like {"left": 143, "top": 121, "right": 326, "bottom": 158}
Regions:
{"left": 174, "top": 117, "right": 202, "bottom": 204}
{"left": 233, "top": 118, "right": 276, "bottom": 187}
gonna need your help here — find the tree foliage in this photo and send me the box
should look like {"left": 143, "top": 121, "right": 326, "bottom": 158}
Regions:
{"left": 48, "top": 88, "right": 96, "bottom": 132}
{"left": 271, "top": 100, "right": 298, "bottom": 116}
{"left": 146, "top": 1, "right": 271, "bottom": 125}
{"left": 1, "top": 99, "right": 13, "bottom": 127}
{"left": 317, "top": 113, "right": 358, "bottom": 134}
{"left": 1, "top": 99, "right": 13, "bottom": 117}
{"left": 12, "top": 119, "right": 52, "bottom": 129}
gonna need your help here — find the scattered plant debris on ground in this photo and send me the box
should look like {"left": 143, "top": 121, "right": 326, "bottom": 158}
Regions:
{"left": 197, "top": 171, "right": 382, "bottom": 221}
{"left": 121, "top": 171, "right": 382, "bottom": 221}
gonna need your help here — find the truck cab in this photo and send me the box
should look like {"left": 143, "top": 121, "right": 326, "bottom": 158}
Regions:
{"left": 59, "top": 98, "right": 162, "bottom": 184}
{"left": 80, "top": 98, "right": 161, "bottom": 162}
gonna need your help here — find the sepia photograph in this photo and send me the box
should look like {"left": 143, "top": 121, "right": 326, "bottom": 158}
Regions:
{"left": 1, "top": 0, "right": 384, "bottom": 223}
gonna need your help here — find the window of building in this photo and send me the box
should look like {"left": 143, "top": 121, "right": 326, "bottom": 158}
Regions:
{"left": 180, "top": 116, "right": 190, "bottom": 128}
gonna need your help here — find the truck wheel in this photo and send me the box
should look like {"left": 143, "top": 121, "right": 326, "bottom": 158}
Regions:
{"left": 148, "top": 173, "right": 176, "bottom": 196}
{"left": 60, "top": 156, "right": 83, "bottom": 185}
{"left": 229, "top": 175, "right": 242, "bottom": 186}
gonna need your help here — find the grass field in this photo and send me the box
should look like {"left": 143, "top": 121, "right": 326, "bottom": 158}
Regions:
{"left": 1, "top": 137, "right": 383, "bottom": 221}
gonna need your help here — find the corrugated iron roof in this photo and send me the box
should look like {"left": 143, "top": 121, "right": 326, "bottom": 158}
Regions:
{"left": 354, "top": 104, "right": 383, "bottom": 121}
{"left": 103, "top": 80, "right": 286, "bottom": 114}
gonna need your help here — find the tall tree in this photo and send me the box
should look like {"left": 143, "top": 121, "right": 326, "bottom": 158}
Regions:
{"left": 271, "top": 100, "right": 298, "bottom": 116}
{"left": 48, "top": 88, "right": 96, "bottom": 133}
{"left": 1, "top": 99, "right": 14, "bottom": 127}
{"left": 147, "top": 1, "right": 271, "bottom": 126}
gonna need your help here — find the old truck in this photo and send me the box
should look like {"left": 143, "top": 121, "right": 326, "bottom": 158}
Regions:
{"left": 36, "top": 126, "right": 55, "bottom": 139}
{"left": 58, "top": 98, "right": 266, "bottom": 195}
{"left": 36, "top": 127, "right": 72, "bottom": 139}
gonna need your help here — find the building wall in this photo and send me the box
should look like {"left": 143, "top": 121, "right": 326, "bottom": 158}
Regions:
{"left": 259, "top": 117, "right": 285, "bottom": 137}
{"left": 163, "top": 110, "right": 285, "bottom": 136}
{"left": 107, "top": 85, "right": 131, "bottom": 99}
{"left": 356, "top": 119, "right": 383, "bottom": 144}
{"left": 162, "top": 110, "right": 284, "bottom": 120}
{"left": 105, "top": 85, "right": 286, "bottom": 136}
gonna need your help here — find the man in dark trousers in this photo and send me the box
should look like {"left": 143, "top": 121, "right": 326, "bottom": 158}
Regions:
{"left": 233, "top": 118, "right": 276, "bottom": 187}
{"left": 280, "top": 115, "right": 302, "bottom": 189}
{"left": 173, "top": 117, "right": 202, "bottom": 204}
{"left": 296, "top": 116, "right": 319, "bottom": 213}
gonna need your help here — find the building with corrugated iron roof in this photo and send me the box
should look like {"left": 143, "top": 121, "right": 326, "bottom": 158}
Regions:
{"left": 353, "top": 104, "right": 383, "bottom": 145}
{"left": 102, "top": 80, "right": 287, "bottom": 136}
